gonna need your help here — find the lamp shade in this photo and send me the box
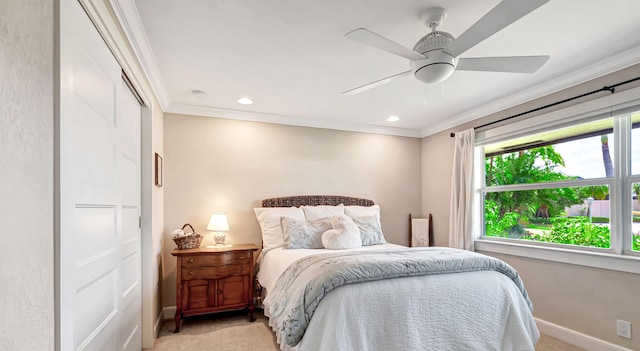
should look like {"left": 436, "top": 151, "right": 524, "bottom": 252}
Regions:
{"left": 206, "top": 213, "right": 229, "bottom": 232}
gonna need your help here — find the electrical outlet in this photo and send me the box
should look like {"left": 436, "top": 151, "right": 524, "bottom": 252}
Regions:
{"left": 617, "top": 319, "right": 631, "bottom": 339}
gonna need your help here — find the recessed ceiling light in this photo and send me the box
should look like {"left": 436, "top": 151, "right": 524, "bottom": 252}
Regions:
{"left": 237, "top": 97, "right": 253, "bottom": 105}
{"left": 387, "top": 115, "right": 400, "bottom": 122}
{"left": 191, "top": 90, "right": 207, "bottom": 99}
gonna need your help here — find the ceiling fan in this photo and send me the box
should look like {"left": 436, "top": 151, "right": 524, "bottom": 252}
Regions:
{"left": 343, "top": 0, "right": 550, "bottom": 95}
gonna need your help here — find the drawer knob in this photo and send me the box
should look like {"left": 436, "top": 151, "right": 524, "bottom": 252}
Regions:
{"left": 217, "top": 290, "right": 222, "bottom": 295}
{"left": 188, "top": 271, "right": 194, "bottom": 275}
{"left": 239, "top": 256, "right": 244, "bottom": 260}
{"left": 187, "top": 258, "right": 194, "bottom": 263}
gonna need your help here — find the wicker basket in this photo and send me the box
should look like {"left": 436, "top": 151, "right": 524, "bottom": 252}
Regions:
{"left": 172, "top": 223, "right": 202, "bottom": 250}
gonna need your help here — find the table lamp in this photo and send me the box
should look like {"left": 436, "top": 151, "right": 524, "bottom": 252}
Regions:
{"left": 206, "top": 212, "right": 230, "bottom": 248}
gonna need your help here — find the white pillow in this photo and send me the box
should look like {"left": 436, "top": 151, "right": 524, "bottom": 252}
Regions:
{"left": 353, "top": 215, "right": 386, "bottom": 246}
{"left": 302, "top": 204, "right": 344, "bottom": 221}
{"left": 281, "top": 217, "right": 332, "bottom": 249}
{"left": 345, "top": 205, "right": 382, "bottom": 233}
{"left": 344, "top": 204, "right": 380, "bottom": 219}
{"left": 322, "top": 214, "right": 362, "bottom": 250}
{"left": 254, "top": 207, "right": 305, "bottom": 251}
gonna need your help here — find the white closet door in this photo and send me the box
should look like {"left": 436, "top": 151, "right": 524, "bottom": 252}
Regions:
{"left": 117, "top": 79, "right": 142, "bottom": 351}
{"left": 59, "top": 0, "right": 142, "bottom": 349}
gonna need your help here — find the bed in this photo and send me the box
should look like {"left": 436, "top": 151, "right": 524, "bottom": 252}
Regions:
{"left": 255, "top": 195, "right": 539, "bottom": 351}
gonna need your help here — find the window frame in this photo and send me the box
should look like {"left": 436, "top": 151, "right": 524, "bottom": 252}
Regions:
{"left": 472, "top": 87, "right": 640, "bottom": 274}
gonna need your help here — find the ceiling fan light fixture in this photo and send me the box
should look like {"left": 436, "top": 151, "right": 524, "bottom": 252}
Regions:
{"left": 413, "top": 63, "right": 455, "bottom": 84}
{"left": 411, "top": 51, "right": 457, "bottom": 84}
{"left": 343, "top": 1, "right": 550, "bottom": 94}
{"left": 413, "top": 31, "right": 454, "bottom": 54}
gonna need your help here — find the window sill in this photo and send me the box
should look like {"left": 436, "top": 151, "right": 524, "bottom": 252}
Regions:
{"left": 474, "top": 239, "right": 640, "bottom": 275}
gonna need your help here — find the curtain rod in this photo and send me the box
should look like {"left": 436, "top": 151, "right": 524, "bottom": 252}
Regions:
{"left": 449, "top": 75, "right": 640, "bottom": 138}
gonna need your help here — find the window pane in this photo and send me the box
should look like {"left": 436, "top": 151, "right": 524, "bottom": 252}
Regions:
{"left": 633, "top": 182, "right": 640, "bottom": 252}
{"left": 554, "top": 134, "right": 613, "bottom": 179}
{"left": 485, "top": 119, "right": 614, "bottom": 186}
{"left": 484, "top": 186, "right": 610, "bottom": 249}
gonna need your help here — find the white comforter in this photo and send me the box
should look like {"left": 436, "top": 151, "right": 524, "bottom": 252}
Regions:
{"left": 257, "top": 244, "right": 539, "bottom": 351}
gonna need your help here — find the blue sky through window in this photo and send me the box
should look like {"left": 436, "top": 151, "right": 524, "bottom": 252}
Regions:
{"left": 543, "top": 128, "right": 640, "bottom": 179}
{"left": 553, "top": 135, "right": 612, "bottom": 179}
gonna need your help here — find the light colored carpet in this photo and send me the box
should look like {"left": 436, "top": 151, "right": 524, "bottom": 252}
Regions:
{"left": 153, "top": 311, "right": 279, "bottom": 351}
{"left": 152, "top": 310, "right": 585, "bottom": 351}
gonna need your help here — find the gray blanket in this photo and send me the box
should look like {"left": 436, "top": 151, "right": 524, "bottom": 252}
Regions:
{"left": 264, "top": 247, "right": 533, "bottom": 347}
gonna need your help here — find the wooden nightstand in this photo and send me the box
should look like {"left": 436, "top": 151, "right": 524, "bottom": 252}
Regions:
{"left": 171, "top": 244, "right": 259, "bottom": 333}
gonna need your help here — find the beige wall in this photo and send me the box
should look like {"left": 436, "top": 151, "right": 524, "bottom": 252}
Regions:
{"left": 0, "top": 0, "right": 54, "bottom": 349}
{"left": 421, "top": 132, "right": 455, "bottom": 247}
{"left": 421, "top": 64, "right": 640, "bottom": 348}
{"left": 162, "top": 114, "right": 422, "bottom": 306}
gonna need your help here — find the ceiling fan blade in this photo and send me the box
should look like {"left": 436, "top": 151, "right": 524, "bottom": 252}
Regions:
{"left": 457, "top": 56, "right": 549, "bottom": 73}
{"left": 343, "top": 70, "right": 412, "bottom": 95}
{"left": 444, "top": 0, "right": 549, "bottom": 58}
{"left": 345, "top": 28, "right": 425, "bottom": 61}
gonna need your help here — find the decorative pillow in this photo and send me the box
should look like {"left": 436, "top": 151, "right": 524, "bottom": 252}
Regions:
{"left": 344, "top": 204, "right": 380, "bottom": 219}
{"left": 302, "top": 204, "right": 344, "bottom": 221}
{"left": 254, "top": 207, "right": 305, "bottom": 251}
{"left": 322, "top": 214, "right": 362, "bottom": 250}
{"left": 353, "top": 215, "right": 386, "bottom": 246}
{"left": 281, "top": 217, "right": 332, "bottom": 249}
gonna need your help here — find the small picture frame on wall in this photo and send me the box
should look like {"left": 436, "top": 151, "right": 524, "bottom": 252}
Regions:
{"left": 155, "top": 153, "right": 163, "bottom": 187}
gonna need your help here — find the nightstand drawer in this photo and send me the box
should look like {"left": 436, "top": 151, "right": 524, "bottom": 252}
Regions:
{"left": 181, "top": 264, "right": 249, "bottom": 280}
{"left": 181, "top": 252, "right": 250, "bottom": 267}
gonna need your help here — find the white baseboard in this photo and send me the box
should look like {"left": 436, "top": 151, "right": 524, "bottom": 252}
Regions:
{"left": 154, "top": 310, "right": 164, "bottom": 337}
{"left": 535, "top": 318, "right": 634, "bottom": 351}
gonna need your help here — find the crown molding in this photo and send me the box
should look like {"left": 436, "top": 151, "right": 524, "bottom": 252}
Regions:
{"left": 79, "top": 0, "right": 151, "bottom": 108}
{"left": 167, "top": 104, "right": 422, "bottom": 138}
{"left": 419, "top": 45, "right": 640, "bottom": 138}
{"left": 109, "top": 0, "right": 171, "bottom": 110}
{"left": 98, "top": 1, "right": 640, "bottom": 140}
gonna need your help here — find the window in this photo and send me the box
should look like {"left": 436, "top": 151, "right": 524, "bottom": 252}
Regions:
{"left": 631, "top": 113, "right": 640, "bottom": 252}
{"left": 477, "top": 109, "right": 640, "bottom": 259}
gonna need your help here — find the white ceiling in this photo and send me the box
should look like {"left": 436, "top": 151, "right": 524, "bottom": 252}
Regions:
{"left": 126, "top": 0, "right": 640, "bottom": 137}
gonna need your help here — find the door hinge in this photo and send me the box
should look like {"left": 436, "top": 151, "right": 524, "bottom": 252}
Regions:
{"left": 139, "top": 216, "right": 142, "bottom": 229}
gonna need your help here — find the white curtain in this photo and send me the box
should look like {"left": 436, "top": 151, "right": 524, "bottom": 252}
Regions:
{"left": 449, "top": 128, "right": 475, "bottom": 250}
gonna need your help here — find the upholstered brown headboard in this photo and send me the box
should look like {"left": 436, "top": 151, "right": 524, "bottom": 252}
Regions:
{"left": 262, "top": 195, "right": 374, "bottom": 207}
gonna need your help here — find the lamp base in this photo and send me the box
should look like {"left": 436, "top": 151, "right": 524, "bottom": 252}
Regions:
{"left": 205, "top": 244, "right": 233, "bottom": 249}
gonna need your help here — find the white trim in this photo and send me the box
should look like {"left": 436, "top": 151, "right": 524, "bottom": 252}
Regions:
{"left": 475, "top": 239, "right": 640, "bottom": 274}
{"left": 153, "top": 309, "right": 164, "bottom": 338}
{"left": 108, "top": 0, "right": 171, "bottom": 110}
{"left": 420, "top": 46, "right": 640, "bottom": 138}
{"left": 167, "top": 103, "right": 422, "bottom": 138}
{"left": 477, "top": 88, "right": 640, "bottom": 146}
{"left": 139, "top": 104, "right": 155, "bottom": 349}
{"left": 484, "top": 177, "right": 613, "bottom": 193}
{"left": 613, "top": 117, "right": 626, "bottom": 254}
{"left": 535, "top": 318, "right": 635, "bottom": 351}
{"left": 80, "top": 0, "right": 157, "bottom": 110}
